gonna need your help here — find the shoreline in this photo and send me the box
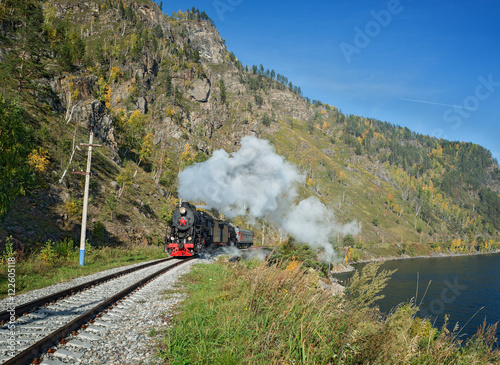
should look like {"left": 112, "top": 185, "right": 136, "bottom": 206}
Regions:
{"left": 332, "top": 249, "right": 500, "bottom": 274}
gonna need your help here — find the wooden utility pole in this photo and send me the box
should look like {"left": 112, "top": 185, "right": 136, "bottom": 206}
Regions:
{"left": 78, "top": 127, "right": 101, "bottom": 266}
{"left": 262, "top": 222, "right": 265, "bottom": 246}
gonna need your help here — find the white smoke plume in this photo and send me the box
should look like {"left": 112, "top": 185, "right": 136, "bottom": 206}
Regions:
{"left": 282, "top": 197, "right": 360, "bottom": 262}
{"left": 178, "top": 136, "right": 302, "bottom": 217}
{"left": 178, "top": 136, "right": 359, "bottom": 262}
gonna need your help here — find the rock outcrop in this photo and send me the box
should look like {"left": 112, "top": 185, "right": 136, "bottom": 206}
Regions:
{"left": 183, "top": 22, "right": 226, "bottom": 64}
{"left": 75, "top": 100, "right": 117, "bottom": 150}
{"left": 187, "top": 79, "right": 211, "bottom": 102}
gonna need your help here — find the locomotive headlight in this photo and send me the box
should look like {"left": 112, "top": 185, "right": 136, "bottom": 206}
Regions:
{"left": 170, "top": 237, "right": 175, "bottom": 241}
{"left": 188, "top": 237, "right": 192, "bottom": 241}
{"left": 180, "top": 207, "right": 187, "bottom": 215}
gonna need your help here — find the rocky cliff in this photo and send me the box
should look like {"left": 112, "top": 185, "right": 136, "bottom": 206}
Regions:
{"left": 1, "top": 0, "right": 499, "bottom": 252}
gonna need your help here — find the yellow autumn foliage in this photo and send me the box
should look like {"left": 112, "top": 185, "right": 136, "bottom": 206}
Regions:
{"left": 28, "top": 148, "right": 50, "bottom": 175}
{"left": 110, "top": 66, "right": 123, "bottom": 82}
{"left": 139, "top": 133, "right": 154, "bottom": 162}
{"left": 180, "top": 143, "right": 196, "bottom": 165}
{"left": 450, "top": 238, "right": 462, "bottom": 253}
{"left": 286, "top": 258, "right": 301, "bottom": 271}
{"left": 166, "top": 105, "right": 175, "bottom": 116}
{"left": 105, "top": 85, "right": 112, "bottom": 109}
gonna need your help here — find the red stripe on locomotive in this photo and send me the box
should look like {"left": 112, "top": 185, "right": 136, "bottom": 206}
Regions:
{"left": 168, "top": 243, "right": 195, "bottom": 257}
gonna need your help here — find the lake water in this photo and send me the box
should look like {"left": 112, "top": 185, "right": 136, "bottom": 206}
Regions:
{"left": 335, "top": 253, "right": 500, "bottom": 341}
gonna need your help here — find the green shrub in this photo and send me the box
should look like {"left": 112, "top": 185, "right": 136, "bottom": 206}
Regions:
{"left": 64, "top": 196, "right": 82, "bottom": 219}
{"left": 1, "top": 236, "right": 15, "bottom": 263}
{"left": 0, "top": 97, "right": 34, "bottom": 218}
{"left": 342, "top": 234, "right": 355, "bottom": 247}
{"left": 54, "top": 237, "right": 76, "bottom": 258}
{"left": 268, "top": 236, "right": 328, "bottom": 275}
{"left": 39, "top": 238, "right": 76, "bottom": 264}
{"left": 106, "top": 193, "right": 118, "bottom": 219}
{"left": 93, "top": 221, "right": 107, "bottom": 244}
{"left": 39, "top": 240, "right": 56, "bottom": 264}
{"left": 160, "top": 205, "right": 173, "bottom": 224}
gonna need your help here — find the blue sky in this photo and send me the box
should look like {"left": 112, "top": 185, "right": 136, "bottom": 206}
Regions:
{"left": 161, "top": 0, "right": 500, "bottom": 162}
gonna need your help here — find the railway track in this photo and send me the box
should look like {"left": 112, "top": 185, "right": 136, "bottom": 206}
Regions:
{"left": 0, "top": 257, "right": 194, "bottom": 365}
{"left": 0, "top": 257, "right": 174, "bottom": 320}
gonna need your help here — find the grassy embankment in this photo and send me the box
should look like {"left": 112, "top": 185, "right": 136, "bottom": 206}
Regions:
{"left": 157, "top": 258, "right": 499, "bottom": 364}
{"left": 0, "top": 238, "right": 164, "bottom": 299}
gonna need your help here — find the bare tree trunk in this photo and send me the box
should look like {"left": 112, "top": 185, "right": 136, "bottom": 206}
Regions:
{"left": 59, "top": 124, "right": 79, "bottom": 184}
{"left": 118, "top": 183, "right": 125, "bottom": 197}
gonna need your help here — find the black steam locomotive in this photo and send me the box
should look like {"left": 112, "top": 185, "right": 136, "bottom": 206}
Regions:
{"left": 165, "top": 202, "right": 253, "bottom": 257}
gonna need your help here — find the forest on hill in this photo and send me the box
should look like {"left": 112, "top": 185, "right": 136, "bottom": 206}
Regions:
{"left": 1, "top": 0, "right": 500, "bottom": 259}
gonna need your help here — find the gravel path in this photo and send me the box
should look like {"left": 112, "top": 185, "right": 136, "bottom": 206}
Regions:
{"left": 37, "top": 258, "right": 207, "bottom": 365}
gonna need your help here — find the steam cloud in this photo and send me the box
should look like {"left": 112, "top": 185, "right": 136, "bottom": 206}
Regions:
{"left": 178, "top": 136, "right": 359, "bottom": 262}
{"left": 178, "top": 136, "right": 302, "bottom": 217}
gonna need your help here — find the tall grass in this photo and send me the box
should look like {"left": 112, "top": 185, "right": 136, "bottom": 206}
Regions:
{"left": 159, "top": 260, "right": 499, "bottom": 364}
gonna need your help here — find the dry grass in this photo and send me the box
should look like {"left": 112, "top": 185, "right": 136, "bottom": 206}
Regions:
{"left": 160, "top": 259, "right": 499, "bottom": 364}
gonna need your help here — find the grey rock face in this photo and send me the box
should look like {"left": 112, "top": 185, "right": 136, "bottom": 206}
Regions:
{"left": 183, "top": 22, "right": 226, "bottom": 64}
{"left": 187, "top": 79, "right": 211, "bottom": 102}
{"left": 75, "top": 100, "right": 118, "bottom": 150}
{"left": 137, "top": 96, "right": 148, "bottom": 114}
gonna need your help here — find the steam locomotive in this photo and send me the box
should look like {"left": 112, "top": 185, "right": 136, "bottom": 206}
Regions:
{"left": 165, "top": 202, "right": 254, "bottom": 257}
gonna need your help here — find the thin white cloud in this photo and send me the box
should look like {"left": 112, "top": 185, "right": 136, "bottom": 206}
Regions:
{"left": 401, "top": 98, "right": 477, "bottom": 111}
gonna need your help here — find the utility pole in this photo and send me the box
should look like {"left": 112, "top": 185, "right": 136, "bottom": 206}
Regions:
{"left": 76, "top": 127, "right": 101, "bottom": 266}
{"left": 261, "top": 222, "right": 264, "bottom": 246}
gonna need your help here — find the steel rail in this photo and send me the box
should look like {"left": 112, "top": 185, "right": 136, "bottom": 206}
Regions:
{"left": 0, "top": 257, "right": 174, "bottom": 323}
{"left": 3, "top": 257, "right": 194, "bottom": 365}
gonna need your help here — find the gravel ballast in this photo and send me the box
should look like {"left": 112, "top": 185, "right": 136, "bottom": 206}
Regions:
{"left": 0, "top": 258, "right": 167, "bottom": 312}
{"left": 37, "top": 258, "right": 203, "bottom": 365}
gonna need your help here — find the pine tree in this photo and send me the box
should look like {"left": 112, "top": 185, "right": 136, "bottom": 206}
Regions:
{"left": 0, "top": 96, "right": 34, "bottom": 217}
{"left": 219, "top": 80, "right": 227, "bottom": 104}
{"left": 0, "top": 0, "right": 50, "bottom": 96}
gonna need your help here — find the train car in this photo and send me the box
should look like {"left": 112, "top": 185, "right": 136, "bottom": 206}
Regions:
{"left": 212, "top": 221, "right": 237, "bottom": 246}
{"left": 234, "top": 227, "right": 254, "bottom": 248}
{"left": 165, "top": 202, "right": 253, "bottom": 257}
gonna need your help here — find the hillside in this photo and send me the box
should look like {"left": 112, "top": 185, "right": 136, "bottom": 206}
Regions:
{"left": 1, "top": 0, "right": 500, "bottom": 258}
